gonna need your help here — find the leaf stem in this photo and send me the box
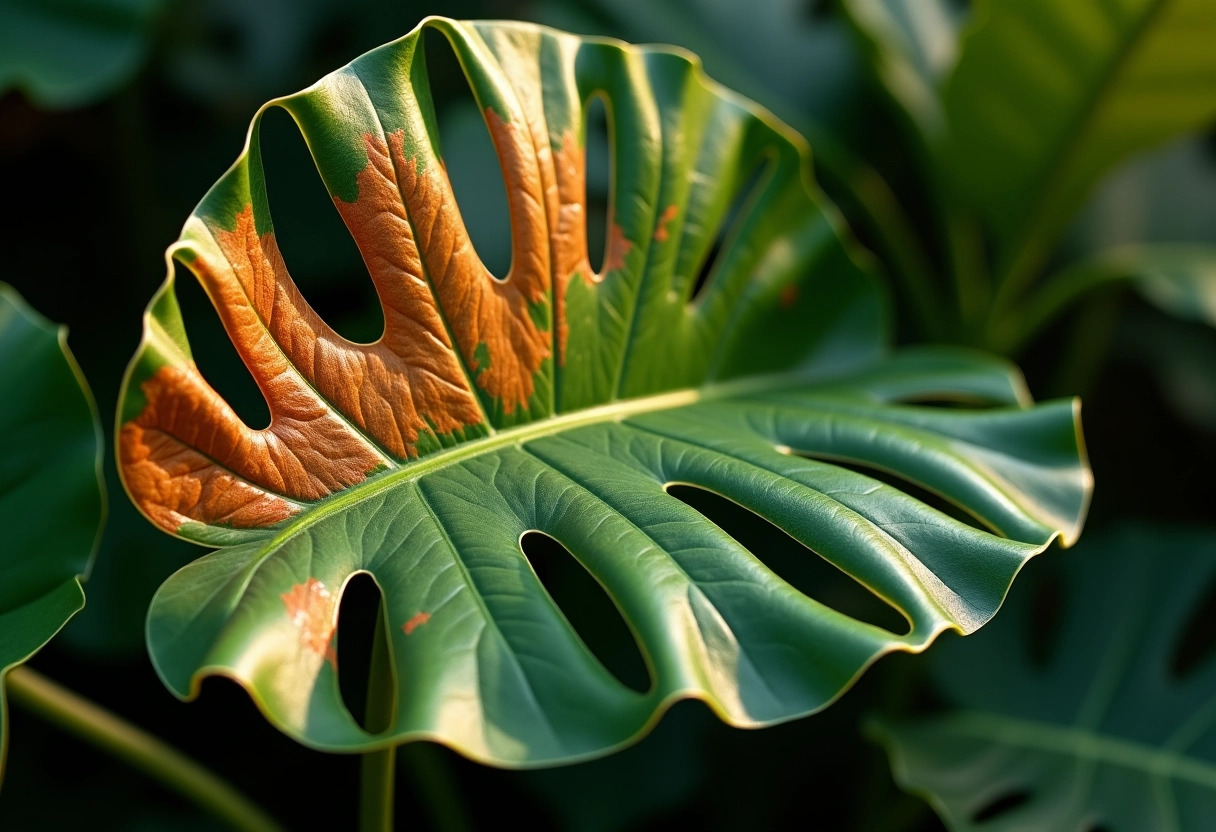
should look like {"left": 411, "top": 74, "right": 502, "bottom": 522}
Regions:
{"left": 359, "top": 599, "right": 399, "bottom": 832}
{"left": 7, "top": 667, "right": 280, "bottom": 832}
{"left": 360, "top": 747, "right": 397, "bottom": 832}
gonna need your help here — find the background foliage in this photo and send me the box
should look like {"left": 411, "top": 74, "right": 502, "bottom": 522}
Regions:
{"left": 0, "top": 0, "right": 1213, "bottom": 829}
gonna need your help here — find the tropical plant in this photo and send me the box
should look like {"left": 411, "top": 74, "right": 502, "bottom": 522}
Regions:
{"left": 110, "top": 14, "right": 1089, "bottom": 827}
{"left": 0, "top": 283, "right": 104, "bottom": 773}
{"left": 835, "top": 0, "right": 1216, "bottom": 352}
{"left": 870, "top": 526, "right": 1216, "bottom": 830}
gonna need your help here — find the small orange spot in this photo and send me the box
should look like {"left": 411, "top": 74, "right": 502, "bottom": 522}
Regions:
{"left": 602, "top": 222, "right": 633, "bottom": 274}
{"left": 402, "top": 612, "right": 431, "bottom": 635}
{"left": 282, "top": 578, "right": 338, "bottom": 667}
{"left": 779, "top": 284, "right": 799, "bottom": 309}
{"left": 653, "top": 204, "right": 679, "bottom": 242}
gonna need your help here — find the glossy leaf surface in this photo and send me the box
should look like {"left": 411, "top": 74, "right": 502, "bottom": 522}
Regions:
{"left": 0, "top": 284, "right": 104, "bottom": 775}
{"left": 122, "top": 18, "right": 1091, "bottom": 766}
{"left": 871, "top": 527, "right": 1216, "bottom": 830}
{"left": 943, "top": 0, "right": 1216, "bottom": 267}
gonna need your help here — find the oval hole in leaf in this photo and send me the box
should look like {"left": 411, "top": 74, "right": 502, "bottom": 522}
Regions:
{"left": 790, "top": 452, "right": 990, "bottom": 533}
{"left": 259, "top": 106, "right": 385, "bottom": 344}
{"left": 173, "top": 262, "right": 270, "bottom": 428}
{"left": 666, "top": 485, "right": 910, "bottom": 635}
{"left": 688, "top": 156, "right": 769, "bottom": 303}
{"left": 427, "top": 28, "right": 512, "bottom": 279}
{"left": 336, "top": 571, "right": 387, "bottom": 731}
{"left": 1170, "top": 574, "right": 1216, "bottom": 679}
{"left": 519, "top": 531, "right": 651, "bottom": 693}
{"left": 971, "top": 790, "right": 1031, "bottom": 823}
{"left": 584, "top": 93, "right": 611, "bottom": 273}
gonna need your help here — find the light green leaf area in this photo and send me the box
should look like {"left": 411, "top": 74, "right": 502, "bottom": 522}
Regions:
{"left": 840, "top": 0, "right": 961, "bottom": 137}
{"left": 136, "top": 18, "right": 1091, "bottom": 767}
{"left": 942, "top": 0, "right": 1216, "bottom": 269}
{"left": 870, "top": 527, "right": 1216, "bottom": 830}
{"left": 1016, "top": 245, "right": 1216, "bottom": 350}
{"left": 1131, "top": 246, "right": 1216, "bottom": 327}
{"left": 0, "top": 284, "right": 104, "bottom": 775}
{"left": 0, "top": 0, "right": 164, "bottom": 109}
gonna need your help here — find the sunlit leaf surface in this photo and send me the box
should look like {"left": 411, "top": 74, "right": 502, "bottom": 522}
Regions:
{"left": 122, "top": 17, "right": 1092, "bottom": 766}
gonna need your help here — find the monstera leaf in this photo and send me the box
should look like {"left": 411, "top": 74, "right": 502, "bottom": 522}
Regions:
{"left": 942, "top": 0, "right": 1216, "bottom": 278}
{"left": 870, "top": 527, "right": 1216, "bottom": 830}
{"left": 119, "top": 17, "right": 1091, "bottom": 766}
{"left": 0, "top": 284, "right": 104, "bottom": 774}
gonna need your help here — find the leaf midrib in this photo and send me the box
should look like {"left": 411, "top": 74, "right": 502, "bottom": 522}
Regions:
{"left": 939, "top": 710, "right": 1216, "bottom": 791}
{"left": 258, "top": 370, "right": 821, "bottom": 553}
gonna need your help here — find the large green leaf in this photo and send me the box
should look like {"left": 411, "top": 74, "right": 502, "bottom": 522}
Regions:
{"left": 120, "top": 17, "right": 1091, "bottom": 766}
{"left": 870, "top": 527, "right": 1216, "bottom": 830}
{"left": 0, "top": 283, "right": 104, "bottom": 775}
{"left": 0, "top": 0, "right": 165, "bottom": 108}
{"left": 943, "top": 0, "right": 1216, "bottom": 276}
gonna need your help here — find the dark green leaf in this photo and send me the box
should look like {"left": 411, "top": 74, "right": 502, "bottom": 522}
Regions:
{"left": 0, "top": 283, "right": 104, "bottom": 775}
{"left": 870, "top": 526, "right": 1216, "bottom": 829}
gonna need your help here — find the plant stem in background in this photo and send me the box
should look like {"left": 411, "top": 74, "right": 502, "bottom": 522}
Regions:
{"left": 360, "top": 747, "right": 397, "bottom": 832}
{"left": 7, "top": 667, "right": 280, "bottom": 832}
{"left": 359, "top": 603, "right": 399, "bottom": 832}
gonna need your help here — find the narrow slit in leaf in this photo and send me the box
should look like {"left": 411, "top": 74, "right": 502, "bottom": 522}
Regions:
{"left": 971, "top": 790, "right": 1031, "bottom": 823}
{"left": 336, "top": 572, "right": 386, "bottom": 730}
{"left": 789, "top": 451, "right": 989, "bottom": 533}
{"left": 426, "top": 28, "right": 512, "bottom": 279}
{"left": 259, "top": 105, "right": 384, "bottom": 344}
{"left": 584, "top": 93, "right": 611, "bottom": 274}
{"left": 173, "top": 263, "right": 271, "bottom": 429}
{"left": 666, "top": 485, "right": 910, "bottom": 635}
{"left": 1170, "top": 574, "right": 1216, "bottom": 679}
{"left": 688, "top": 157, "right": 769, "bottom": 303}
{"left": 519, "top": 531, "right": 651, "bottom": 693}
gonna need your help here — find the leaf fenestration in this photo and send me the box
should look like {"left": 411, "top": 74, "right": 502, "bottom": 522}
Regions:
{"left": 121, "top": 18, "right": 1091, "bottom": 766}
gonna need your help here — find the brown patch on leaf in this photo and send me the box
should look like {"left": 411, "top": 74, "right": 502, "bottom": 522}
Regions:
{"left": 550, "top": 130, "right": 593, "bottom": 363}
{"left": 779, "top": 284, "right": 799, "bottom": 309}
{"left": 402, "top": 611, "right": 431, "bottom": 635}
{"left": 119, "top": 419, "right": 298, "bottom": 532}
{"left": 602, "top": 222, "right": 633, "bottom": 275}
{"left": 653, "top": 204, "right": 678, "bottom": 242}
{"left": 282, "top": 578, "right": 338, "bottom": 667}
{"left": 210, "top": 203, "right": 483, "bottom": 460}
{"left": 386, "top": 110, "right": 551, "bottom": 414}
{"left": 120, "top": 355, "right": 376, "bottom": 535}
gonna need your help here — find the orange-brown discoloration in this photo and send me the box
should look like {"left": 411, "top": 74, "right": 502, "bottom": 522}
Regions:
{"left": 214, "top": 203, "right": 483, "bottom": 459}
{"left": 653, "top": 204, "right": 678, "bottom": 242}
{"left": 780, "top": 284, "right": 799, "bottom": 309}
{"left": 602, "top": 222, "right": 633, "bottom": 275}
{"left": 402, "top": 611, "right": 431, "bottom": 635}
{"left": 547, "top": 130, "right": 635, "bottom": 363}
{"left": 120, "top": 357, "right": 377, "bottom": 534}
{"left": 282, "top": 578, "right": 338, "bottom": 667}
{"left": 384, "top": 110, "right": 551, "bottom": 414}
{"left": 550, "top": 130, "right": 593, "bottom": 363}
{"left": 120, "top": 420, "right": 298, "bottom": 532}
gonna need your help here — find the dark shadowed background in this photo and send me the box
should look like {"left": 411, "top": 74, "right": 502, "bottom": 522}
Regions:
{"left": 2, "top": 0, "right": 1214, "bottom": 829}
